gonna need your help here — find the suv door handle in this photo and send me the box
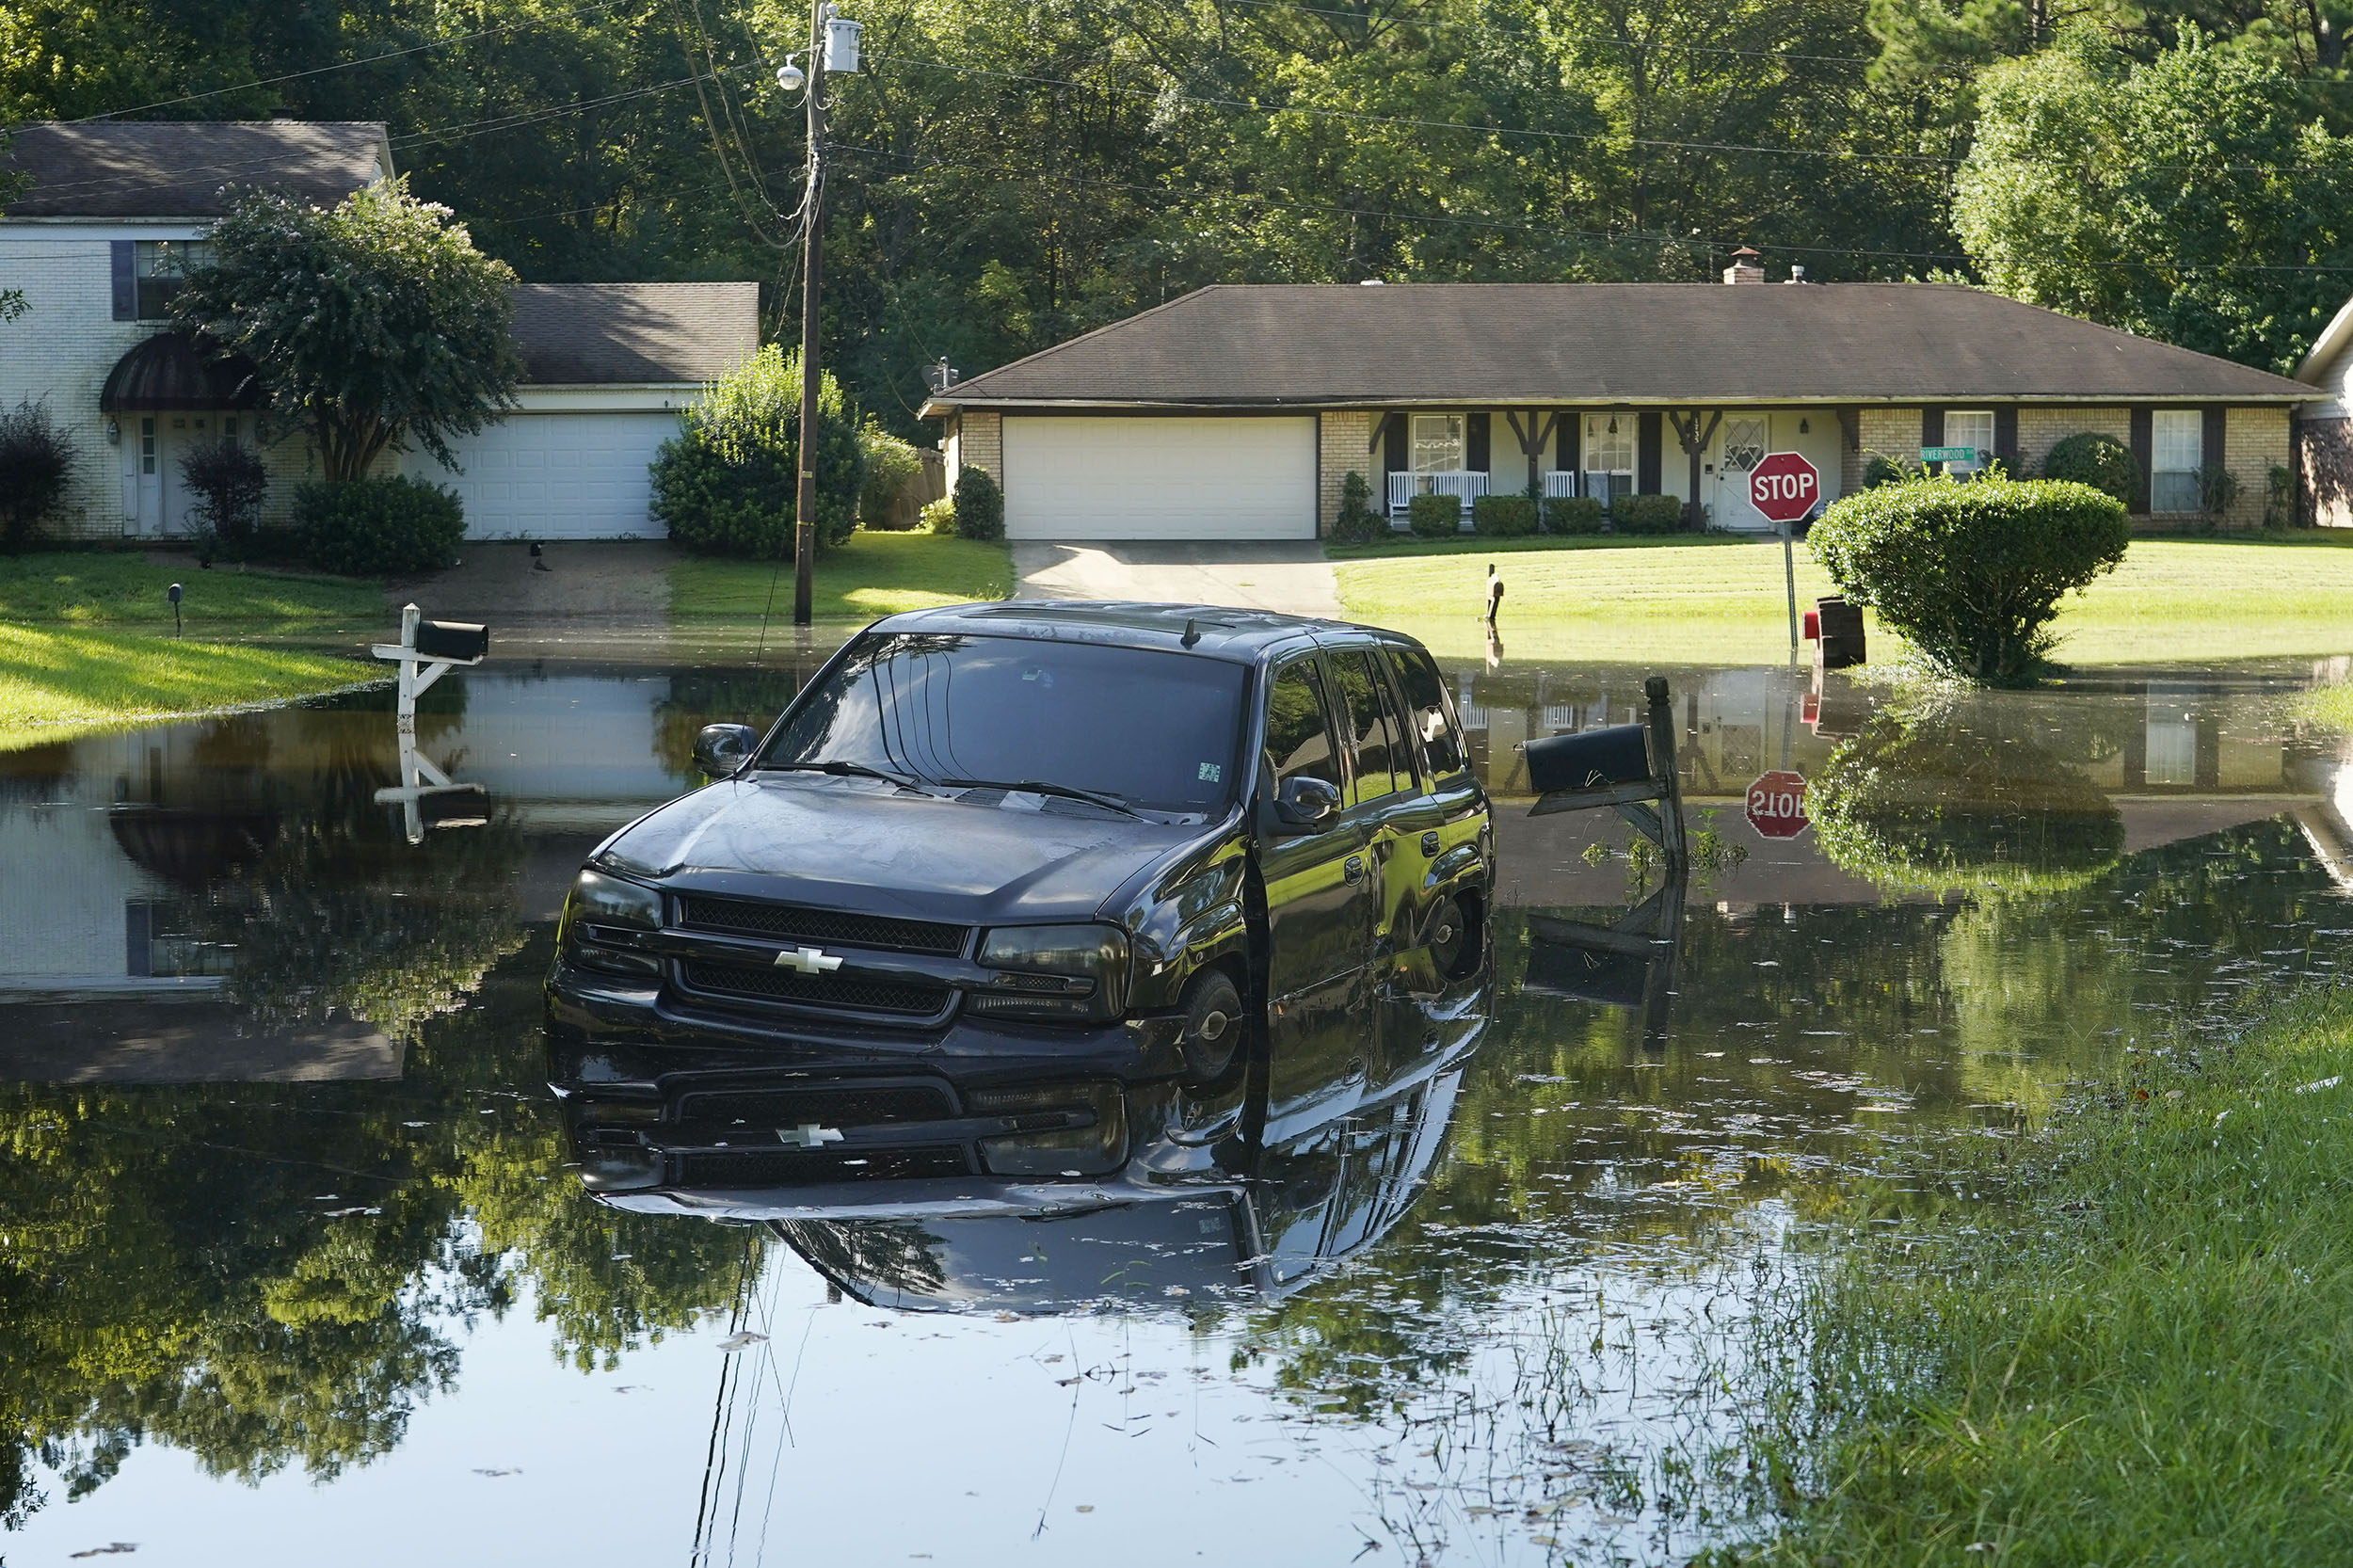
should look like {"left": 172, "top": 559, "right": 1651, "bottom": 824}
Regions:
{"left": 1420, "top": 830, "right": 1440, "bottom": 857}
{"left": 1343, "top": 855, "right": 1367, "bottom": 883}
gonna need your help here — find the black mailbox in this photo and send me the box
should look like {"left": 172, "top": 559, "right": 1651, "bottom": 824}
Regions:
{"left": 1525, "top": 723, "right": 1652, "bottom": 794}
{"left": 1815, "top": 596, "right": 1865, "bottom": 670}
{"left": 412, "top": 619, "right": 489, "bottom": 663}
{"left": 1522, "top": 940, "right": 1653, "bottom": 1009}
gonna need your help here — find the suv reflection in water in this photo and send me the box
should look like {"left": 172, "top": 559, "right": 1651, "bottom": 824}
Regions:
{"left": 552, "top": 963, "right": 1491, "bottom": 1312}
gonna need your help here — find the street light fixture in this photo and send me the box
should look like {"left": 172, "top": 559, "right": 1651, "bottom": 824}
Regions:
{"left": 788, "top": 2, "right": 861, "bottom": 627}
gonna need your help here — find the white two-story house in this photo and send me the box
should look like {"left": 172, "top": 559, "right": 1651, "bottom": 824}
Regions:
{"left": 1, "top": 120, "right": 757, "bottom": 540}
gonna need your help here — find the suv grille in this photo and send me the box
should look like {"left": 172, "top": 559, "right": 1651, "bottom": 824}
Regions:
{"left": 677, "top": 1083, "right": 952, "bottom": 1128}
{"left": 679, "top": 959, "right": 952, "bottom": 1016}
{"left": 676, "top": 1146, "right": 971, "bottom": 1186}
{"left": 677, "top": 895, "right": 968, "bottom": 956}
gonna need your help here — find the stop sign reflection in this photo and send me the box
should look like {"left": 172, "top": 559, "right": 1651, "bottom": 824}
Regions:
{"left": 1746, "top": 769, "right": 1810, "bottom": 839}
{"left": 1749, "top": 453, "right": 1819, "bottom": 526}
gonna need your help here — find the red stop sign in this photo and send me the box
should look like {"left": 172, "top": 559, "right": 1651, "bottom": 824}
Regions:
{"left": 1746, "top": 769, "right": 1810, "bottom": 839}
{"left": 1749, "top": 452, "right": 1820, "bottom": 525}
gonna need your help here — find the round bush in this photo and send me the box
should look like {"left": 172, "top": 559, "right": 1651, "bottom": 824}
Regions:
{"left": 857, "top": 424, "right": 927, "bottom": 531}
{"left": 1473, "top": 494, "right": 1538, "bottom": 537}
{"left": 1329, "top": 471, "right": 1386, "bottom": 544}
{"left": 2041, "top": 432, "right": 2139, "bottom": 508}
{"left": 292, "top": 475, "right": 465, "bottom": 575}
{"left": 652, "top": 344, "right": 863, "bottom": 557}
{"left": 1544, "top": 495, "right": 1604, "bottom": 534}
{"left": 1407, "top": 492, "right": 1461, "bottom": 538}
{"left": 1808, "top": 474, "right": 2129, "bottom": 683}
{"left": 0, "top": 400, "right": 77, "bottom": 552}
{"left": 1610, "top": 493, "right": 1685, "bottom": 535}
{"left": 952, "top": 467, "right": 1004, "bottom": 541}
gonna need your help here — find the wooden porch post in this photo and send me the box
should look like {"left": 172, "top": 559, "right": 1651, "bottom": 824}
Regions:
{"left": 1504, "top": 409, "right": 1561, "bottom": 498}
{"left": 1667, "top": 409, "right": 1721, "bottom": 529}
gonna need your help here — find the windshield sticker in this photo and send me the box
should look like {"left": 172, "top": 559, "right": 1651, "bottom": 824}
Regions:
{"left": 1198, "top": 762, "right": 1223, "bottom": 782}
{"left": 1022, "top": 667, "right": 1055, "bottom": 686}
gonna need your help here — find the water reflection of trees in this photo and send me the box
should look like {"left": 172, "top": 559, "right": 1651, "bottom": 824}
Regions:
{"left": 650, "top": 668, "right": 815, "bottom": 779}
{"left": 0, "top": 934, "right": 753, "bottom": 1528}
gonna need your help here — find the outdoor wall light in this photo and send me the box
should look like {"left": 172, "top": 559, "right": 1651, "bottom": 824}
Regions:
{"left": 1607, "top": 416, "right": 1618, "bottom": 435}
{"left": 105, "top": 419, "right": 120, "bottom": 444}
{"left": 1799, "top": 417, "right": 1810, "bottom": 434}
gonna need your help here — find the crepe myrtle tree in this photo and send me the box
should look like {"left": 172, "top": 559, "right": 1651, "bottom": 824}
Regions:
{"left": 173, "top": 179, "right": 521, "bottom": 481}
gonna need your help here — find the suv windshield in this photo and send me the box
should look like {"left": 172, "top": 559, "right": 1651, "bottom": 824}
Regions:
{"left": 761, "top": 632, "right": 1249, "bottom": 815}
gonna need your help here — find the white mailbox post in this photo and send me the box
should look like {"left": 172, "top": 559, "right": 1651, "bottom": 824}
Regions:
{"left": 371, "top": 602, "right": 490, "bottom": 844}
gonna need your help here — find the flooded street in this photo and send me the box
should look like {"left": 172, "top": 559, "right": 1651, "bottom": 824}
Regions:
{"left": 3, "top": 650, "right": 2349, "bottom": 1565}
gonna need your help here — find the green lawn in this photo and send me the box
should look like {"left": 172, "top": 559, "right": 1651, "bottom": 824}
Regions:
{"left": 1334, "top": 534, "right": 2353, "bottom": 664}
{"left": 667, "top": 532, "right": 1013, "bottom": 621}
{"left": 0, "top": 626, "right": 379, "bottom": 751}
{"left": 0, "top": 551, "right": 382, "bottom": 626}
{"left": 1732, "top": 988, "right": 2353, "bottom": 1565}
{"left": 2301, "top": 680, "right": 2353, "bottom": 730}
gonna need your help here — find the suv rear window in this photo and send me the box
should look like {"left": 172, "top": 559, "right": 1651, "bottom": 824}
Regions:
{"left": 762, "top": 633, "right": 1248, "bottom": 815}
{"left": 1390, "top": 646, "right": 1467, "bottom": 780}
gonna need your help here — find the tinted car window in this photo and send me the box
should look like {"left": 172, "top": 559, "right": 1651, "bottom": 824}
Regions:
{"left": 1392, "top": 646, "right": 1467, "bottom": 780}
{"left": 1333, "top": 648, "right": 1409, "bottom": 803}
{"left": 763, "top": 633, "right": 1246, "bottom": 814}
{"left": 1262, "top": 659, "right": 1340, "bottom": 794}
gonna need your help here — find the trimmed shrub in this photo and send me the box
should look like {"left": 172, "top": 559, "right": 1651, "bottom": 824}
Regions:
{"left": 917, "top": 497, "right": 956, "bottom": 536}
{"left": 1610, "top": 493, "right": 1685, "bottom": 535}
{"left": 2198, "top": 462, "right": 2240, "bottom": 520}
{"left": 858, "top": 423, "right": 927, "bottom": 531}
{"left": 1408, "top": 492, "right": 1462, "bottom": 538}
{"left": 2267, "top": 463, "right": 2296, "bottom": 528}
{"left": 0, "top": 400, "right": 77, "bottom": 552}
{"left": 651, "top": 344, "right": 863, "bottom": 557}
{"left": 292, "top": 475, "right": 466, "bottom": 575}
{"left": 179, "top": 439, "right": 268, "bottom": 547}
{"left": 1809, "top": 473, "right": 2130, "bottom": 683}
{"left": 1472, "top": 494, "right": 1538, "bottom": 537}
{"left": 1330, "top": 470, "right": 1386, "bottom": 544}
{"left": 2040, "top": 432, "right": 2137, "bottom": 508}
{"left": 952, "top": 466, "right": 1004, "bottom": 541}
{"left": 1543, "top": 494, "right": 1605, "bottom": 534}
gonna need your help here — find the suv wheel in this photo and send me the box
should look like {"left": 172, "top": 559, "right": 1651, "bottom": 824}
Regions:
{"left": 1425, "top": 894, "right": 1467, "bottom": 978}
{"left": 1178, "top": 968, "right": 1244, "bottom": 1082}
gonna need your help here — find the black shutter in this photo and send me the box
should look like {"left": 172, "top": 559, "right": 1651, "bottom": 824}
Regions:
{"left": 111, "top": 241, "right": 136, "bottom": 320}
{"left": 2201, "top": 406, "right": 2227, "bottom": 475}
{"left": 1921, "top": 407, "right": 1945, "bottom": 452}
{"left": 1994, "top": 407, "right": 2019, "bottom": 474}
{"left": 1558, "top": 408, "right": 1578, "bottom": 474}
{"left": 1380, "top": 412, "right": 1405, "bottom": 480}
{"left": 2130, "top": 408, "right": 2153, "bottom": 512}
{"left": 1466, "top": 411, "right": 1490, "bottom": 473}
{"left": 1637, "top": 411, "right": 1663, "bottom": 493}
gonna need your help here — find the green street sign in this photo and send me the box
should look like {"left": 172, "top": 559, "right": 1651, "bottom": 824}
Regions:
{"left": 1920, "top": 445, "right": 1979, "bottom": 462}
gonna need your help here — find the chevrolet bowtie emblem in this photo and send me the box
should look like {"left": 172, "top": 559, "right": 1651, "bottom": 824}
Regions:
{"left": 774, "top": 945, "right": 843, "bottom": 975}
{"left": 776, "top": 1123, "right": 844, "bottom": 1149}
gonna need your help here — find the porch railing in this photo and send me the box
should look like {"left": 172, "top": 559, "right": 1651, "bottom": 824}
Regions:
{"left": 1388, "top": 470, "right": 1489, "bottom": 520}
{"left": 1542, "top": 471, "right": 1578, "bottom": 500}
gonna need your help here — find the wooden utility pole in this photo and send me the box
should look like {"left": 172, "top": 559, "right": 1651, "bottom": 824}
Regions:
{"left": 792, "top": 0, "right": 827, "bottom": 626}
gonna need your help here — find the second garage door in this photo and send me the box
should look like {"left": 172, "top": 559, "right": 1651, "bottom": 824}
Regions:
{"left": 1001, "top": 415, "right": 1316, "bottom": 540}
{"left": 423, "top": 411, "right": 683, "bottom": 540}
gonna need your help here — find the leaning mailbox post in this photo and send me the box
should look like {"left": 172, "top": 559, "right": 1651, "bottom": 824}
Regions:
{"left": 371, "top": 603, "right": 490, "bottom": 844}
{"left": 1522, "top": 674, "right": 1687, "bottom": 879}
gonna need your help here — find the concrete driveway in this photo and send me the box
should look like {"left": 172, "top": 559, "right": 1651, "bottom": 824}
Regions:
{"left": 1012, "top": 540, "right": 1345, "bottom": 619}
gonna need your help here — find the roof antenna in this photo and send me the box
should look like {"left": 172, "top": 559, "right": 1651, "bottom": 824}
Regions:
{"left": 1181, "top": 617, "right": 1201, "bottom": 648}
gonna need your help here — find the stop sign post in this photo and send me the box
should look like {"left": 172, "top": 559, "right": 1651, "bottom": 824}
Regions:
{"left": 1746, "top": 768, "right": 1810, "bottom": 840}
{"left": 1750, "top": 452, "right": 1820, "bottom": 655}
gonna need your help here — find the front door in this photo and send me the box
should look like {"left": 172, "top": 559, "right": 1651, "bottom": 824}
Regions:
{"left": 1256, "top": 654, "right": 1376, "bottom": 1119}
{"left": 121, "top": 412, "right": 222, "bottom": 536}
{"left": 1714, "top": 414, "right": 1772, "bottom": 533}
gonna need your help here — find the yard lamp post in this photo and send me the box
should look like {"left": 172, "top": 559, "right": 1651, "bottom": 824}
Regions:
{"left": 783, "top": 2, "right": 861, "bottom": 626}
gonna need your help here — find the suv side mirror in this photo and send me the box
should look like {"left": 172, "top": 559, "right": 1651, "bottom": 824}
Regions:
{"left": 1273, "top": 776, "right": 1340, "bottom": 830}
{"left": 692, "top": 723, "right": 759, "bottom": 777}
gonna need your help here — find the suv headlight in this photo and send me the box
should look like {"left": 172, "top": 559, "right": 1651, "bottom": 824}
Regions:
{"left": 969, "top": 923, "right": 1130, "bottom": 1023}
{"left": 562, "top": 870, "right": 663, "bottom": 979}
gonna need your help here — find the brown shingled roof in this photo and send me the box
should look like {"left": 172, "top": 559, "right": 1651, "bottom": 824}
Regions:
{"left": 927, "top": 282, "right": 2312, "bottom": 408}
{"left": 509, "top": 282, "right": 759, "bottom": 385}
{"left": 3, "top": 120, "right": 392, "bottom": 218}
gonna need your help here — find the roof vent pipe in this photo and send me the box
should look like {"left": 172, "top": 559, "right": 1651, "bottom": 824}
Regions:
{"left": 1359, "top": 278, "right": 1385, "bottom": 285}
{"left": 1722, "top": 247, "right": 1765, "bottom": 284}
{"left": 1786, "top": 264, "right": 1807, "bottom": 283}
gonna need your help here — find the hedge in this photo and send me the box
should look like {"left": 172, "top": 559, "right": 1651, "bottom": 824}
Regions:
{"left": 1611, "top": 493, "right": 1685, "bottom": 535}
{"left": 1329, "top": 471, "right": 1387, "bottom": 544}
{"left": 1808, "top": 473, "right": 2130, "bottom": 683}
{"left": 651, "top": 344, "right": 863, "bottom": 557}
{"left": 951, "top": 466, "right": 1004, "bottom": 541}
{"left": 1472, "top": 494, "right": 1539, "bottom": 536}
{"left": 1543, "top": 494, "right": 1605, "bottom": 535}
{"left": 291, "top": 475, "right": 466, "bottom": 575}
{"left": 1408, "top": 492, "right": 1464, "bottom": 537}
{"left": 2040, "top": 432, "right": 2138, "bottom": 508}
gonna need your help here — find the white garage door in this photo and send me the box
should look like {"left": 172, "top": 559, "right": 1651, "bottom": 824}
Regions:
{"left": 1001, "top": 415, "right": 1316, "bottom": 540}
{"left": 431, "top": 411, "right": 681, "bottom": 540}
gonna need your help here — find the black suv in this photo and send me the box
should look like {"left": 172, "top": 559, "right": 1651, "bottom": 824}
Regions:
{"left": 546, "top": 602, "right": 1492, "bottom": 1135}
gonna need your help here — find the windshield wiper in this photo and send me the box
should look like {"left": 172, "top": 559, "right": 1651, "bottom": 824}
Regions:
{"left": 939, "top": 777, "right": 1146, "bottom": 819}
{"left": 760, "top": 759, "right": 926, "bottom": 790}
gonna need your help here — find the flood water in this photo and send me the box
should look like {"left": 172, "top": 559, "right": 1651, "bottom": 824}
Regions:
{"left": 3, "top": 649, "right": 2349, "bottom": 1565}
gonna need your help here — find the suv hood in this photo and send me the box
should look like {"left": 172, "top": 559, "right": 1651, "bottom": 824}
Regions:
{"left": 592, "top": 776, "right": 1217, "bottom": 925}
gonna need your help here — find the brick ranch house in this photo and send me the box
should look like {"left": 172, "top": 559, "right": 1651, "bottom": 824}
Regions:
{"left": 0, "top": 120, "right": 755, "bottom": 541}
{"left": 922, "top": 268, "right": 2309, "bottom": 540}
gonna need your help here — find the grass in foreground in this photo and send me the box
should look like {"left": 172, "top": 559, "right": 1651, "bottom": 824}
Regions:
{"left": 667, "top": 532, "right": 1013, "bottom": 621}
{"left": 0, "top": 551, "right": 381, "bottom": 625}
{"left": 1334, "top": 535, "right": 2353, "bottom": 664}
{"left": 1727, "top": 988, "right": 2353, "bottom": 1564}
{"left": 2300, "top": 680, "right": 2353, "bottom": 731}
{"left": 0, "top": 625, "right": 377, "bottom": 751}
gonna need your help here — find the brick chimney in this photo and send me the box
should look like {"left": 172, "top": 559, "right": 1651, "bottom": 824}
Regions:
{"left": 1722, "top": 247, "right": 1764, "bottom": 284}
